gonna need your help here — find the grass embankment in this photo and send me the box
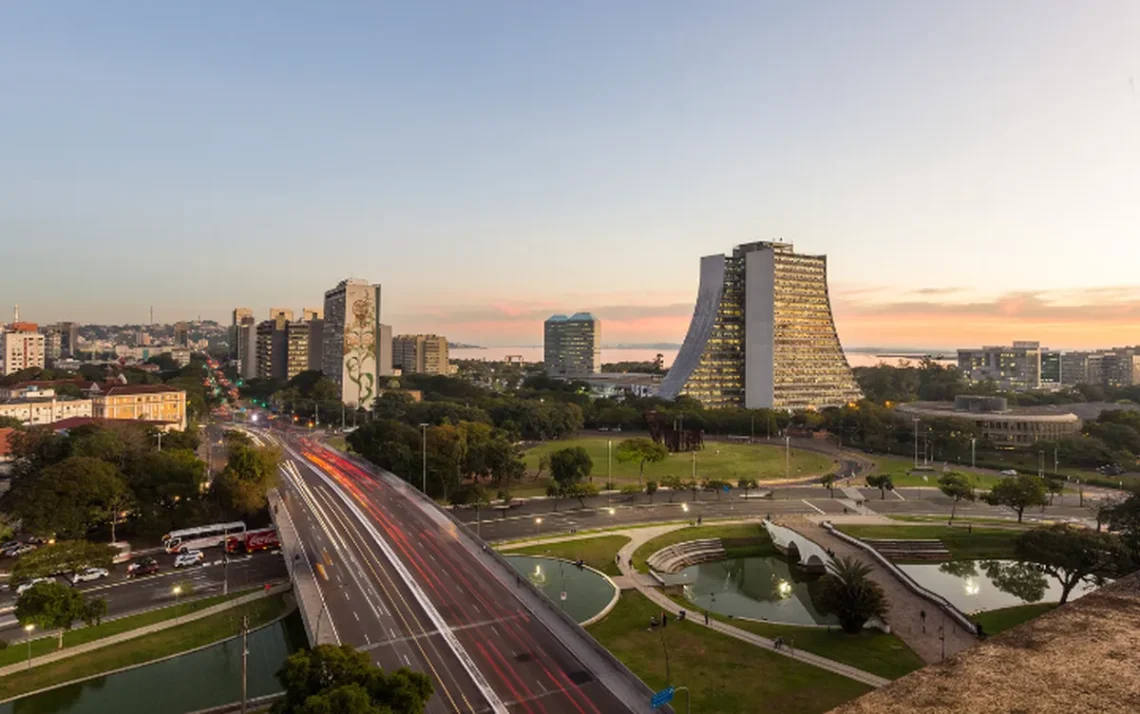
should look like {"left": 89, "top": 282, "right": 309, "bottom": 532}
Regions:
{"left": 835, "top": 524, "right": 1022, "bottom": 561}
{"left": 0, "top": 594, "right": 288, "bottom": 702}
{"left": 0, "top": 588, "right": 257, "bottom": 668}
{"left": 509, "top": 535, "right": 630, "bottom": 576}
{"left": 631, "top": 523, "right": 776, "bottom": 572}
{"left": 325, "top": 436, "right": 349, "bottom": 452}
{"left": 974, "top": 603, "right": 1057, "bottom": 636}
{"left": 523, "top": 437, "right": 835, "bottom": 488}
{"left": 588, "top": 592, "right": 871, "bottom": 714}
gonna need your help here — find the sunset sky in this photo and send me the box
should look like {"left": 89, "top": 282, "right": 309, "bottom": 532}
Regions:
{"left": 2, "top": 2, "right": 1138, "bottom": 350}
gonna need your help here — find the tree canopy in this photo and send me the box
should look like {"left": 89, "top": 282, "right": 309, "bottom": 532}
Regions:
{"left": 16, "top": 580, "right": 107, "bottom": 649}
{"left": 549, "top": 446, "right": 593, "bottom": 487}
{"left": 614, "top": 438, "right": 668, "bottom": 485}
{"left": 212, "top": 443, "right": 280, "bottom": 517}
{"left": 12, "top": 541, "right": 117, "bottom": 582}
{"left": 7, "top": 456, "right": 129, "bottom": 539}
{"left": 937, "top": 472, "right": 976, "bottom": 520}
{"left": 984, "top": 474, "right": 1048, "bottom": 523}
{"left": 1015, "top": 524, "right": 1132, "bottom": 604}
{"left": 272, "top": 645, "right": 433, "bottom": 714}
{"left": 816, "top": 556, "right": 888, "bottom": 634}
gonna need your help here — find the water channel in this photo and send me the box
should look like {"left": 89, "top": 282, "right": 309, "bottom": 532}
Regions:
{"left": 678, "top": 556, "right": 836, "bottom": 626}
{"left": 0, "top": 614, "right": 306, "bottom": 714}
{"left": 898, "top": 560, "right": 1103, "bottom": 613}
{"left": 504, "top": 555, "right": 618, "bottom": 624}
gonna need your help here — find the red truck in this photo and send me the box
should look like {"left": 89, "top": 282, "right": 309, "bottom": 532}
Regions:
{"left": 225, "top": 527, "right": 280, "bottom": 554}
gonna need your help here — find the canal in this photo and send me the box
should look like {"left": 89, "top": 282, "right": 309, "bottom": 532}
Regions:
{"left": 0, "top": 613, "right": 306, "bottom": 714}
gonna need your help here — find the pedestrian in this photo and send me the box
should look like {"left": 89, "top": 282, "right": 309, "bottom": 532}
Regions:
{"left": 704, "top": 610, "right": 710, "bottom": 625}
{"left": 788, "top": 636, "right": 795, "bottom": 654}
{"left": 697, "top": 515, "right": 703, "bottom": 526}
{"left": 968, "top": 523, "right": 973, "bottom": 535}
{"left": 773, "top": 636, "right": 783, "bottom": 650}
{"left": 264, "top": 582, "right": 272, "bottom": 594}
{"left": 920, "top": 609, "right": 927, "bottom": 633}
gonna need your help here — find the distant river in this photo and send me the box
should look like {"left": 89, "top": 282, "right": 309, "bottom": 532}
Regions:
{"left": 450, "top": 347, "right": 953, "bottom": 370}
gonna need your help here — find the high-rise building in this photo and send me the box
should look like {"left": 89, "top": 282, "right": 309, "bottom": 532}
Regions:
{"left": 231, "top": 308, "right": 253, "bottom": 360}
{"left": 256, "top": 313, "right": 290, "bottom": 381}
{"left": 658, "top": 241, "right": 861, "bottom": 410}
{"left": 957, "top": 341, "right": 1042, "bottom": 391}
{"left": 269, "top": 307, "right": 294, "bottom": 322}
{"left": 173, "top": 322, "right": 189, "bottom": 348}
{"left": 2, "top": 322, "right": 46, "bottom": 376}
{"left": 322, "top": 279, "right": 392, "bottom": 406}
{"left": 237, "top": 320, "right": 258, "bottom": 381}
{"left": 305, "top": 311, "right": 325, "bottom": 371}
{"left": 544, "top": 314, "right": 601, "bottom": 377}
{"left": 286, "top": 320, "right": 315, "bottom": 380}
{"left": 1041, "top": 350, "right": 1062, "bottom": 387}
{"left": 42, "top": 328, "right": 63, "bottom": 361}
{"left": 55, "top": 322, "right": 79, "bottom": 358}
{"left": 393, "top": 334, "right": 450, "bottom": 375}
{"left": 1061, "top": 351, "right": 1104, "bottom": 386}
{"left": 1101, "top": 349, "right": 1140, "bottom": 388}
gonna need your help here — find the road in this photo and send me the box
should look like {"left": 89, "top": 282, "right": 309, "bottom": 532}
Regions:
{"left": 0, "top": 548, "right": 287, "bottom": 643}
{"left": 267, "top": 429, "right": 640, "bottom": 714}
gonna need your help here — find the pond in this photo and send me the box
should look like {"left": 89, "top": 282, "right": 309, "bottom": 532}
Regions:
{"left": 677, "top": 557, "right": 835, "bottom": 626}
{"left": 0, "top": 613, "right": 306, "bottom": 714}
{"left": 503, "top": 555, "right": 618, "bottom": 624}
{"left": 898, "top": 560, "right": 1103, "bottom": 613}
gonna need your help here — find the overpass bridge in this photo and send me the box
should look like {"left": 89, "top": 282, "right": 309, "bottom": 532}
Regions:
{"left": 261, "top": 428, "right": 658, "bottom": 714}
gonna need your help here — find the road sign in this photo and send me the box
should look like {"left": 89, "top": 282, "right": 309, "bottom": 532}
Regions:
{"left": 560, "top": 591, "right": 567, "bottom": 601}
{"left": 651, "top": 686, "right": 675, "bottom": 708}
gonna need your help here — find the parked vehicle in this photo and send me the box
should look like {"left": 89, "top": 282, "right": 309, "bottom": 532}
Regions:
{"left": 126, "top": 557, "right": 160, "bottom": 578}
{"left": 1000, "top": 469, "right": 1018, "bottom": 476}
{"left": 16, "top": 577, "right": 55, "bottom": 595}
{"left": 70, "top": 567, "right": 110, "bottom": 584}
{"left": 225, "top": 527, "right": 280, "bottom": 555}
{"left": 4, "top": 543, "right": 38, "bottom": 558}
{"left": 162, "top": 521, "right": 246, "bottom": 553}
{"left": 173, "top": 550, "right": 205, "bottom": 568}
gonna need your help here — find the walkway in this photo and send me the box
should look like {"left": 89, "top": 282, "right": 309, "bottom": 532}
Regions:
{"left": 504, "top": 521, "right": 890, "bottom": 688}
{"left": 782, "top": 516, "right": 978, "bottom": 664}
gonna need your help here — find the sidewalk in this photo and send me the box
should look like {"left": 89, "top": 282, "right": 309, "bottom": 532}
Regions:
{"left": 0, "top": 583, "right": 290, "bottom": 679}
{"left": 782, "top": 517, "right": 978, "bottom": 663}
{"left": 518, "top": 520, "right": 893, "bottom": 688}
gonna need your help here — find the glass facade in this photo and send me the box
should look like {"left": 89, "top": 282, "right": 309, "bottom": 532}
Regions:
{"left": 680, "top": 256, "right": 745, "bottom": 408}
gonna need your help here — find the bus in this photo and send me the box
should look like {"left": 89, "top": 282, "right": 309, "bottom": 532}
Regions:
{"left": 162, "top": 521, "right": 246, "bottom": 553}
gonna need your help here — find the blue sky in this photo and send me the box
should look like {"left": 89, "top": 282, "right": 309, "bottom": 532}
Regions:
{"left": 1, "top": 1, "right": 1138, "bottom": 348}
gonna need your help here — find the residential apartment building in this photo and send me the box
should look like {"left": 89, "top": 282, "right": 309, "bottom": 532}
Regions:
{"left": 43, "top": 329, "right": 63, "bottom": 361}
{"left": 1040, "top": 350, "right": 1062, "bottom": 387}
{"left": 544, "top": 314, "right": 601, "bottom": 377}
{"left": 1060, "top": 352, "right": 1103, "bottom": 386}
{"left": 322, "top": 279, "right": 392, "bottom": 407}
{"left": 302, "top": 309, "right": 324, "bottom": 371}
{"left": 657, "top": 241, "right": 862, "bottom": 410}
{"left": 237, "top": 320, "right": 258, "bottom": 381}
{"left": 173, "top": 322, "right": 189, "bottom": 348}
{"left": 231, "top": 307, "right": 253, "bottom": 360}
{"left": 0, "top": 387, "right": 93, "bottom": 425}
{"left": 57, "top": 321, "right": 79, "bottom": 357}
{"left": 91, "top": 384, "right": 188, "bottom": 430}
{"left": 957, "top": 342, "right": 1042, "bottom": 391}
{"left": 1, "top": 323, "right": 46, "bottom": 376}
{"left": 1102, "top": 349, "right": 1140, "bottom": 388}
{"left": 256, "top": 313, "right": 290, "bottom": 381}
{"left": 393, "top": 334, "right": 450, "bottom": 375}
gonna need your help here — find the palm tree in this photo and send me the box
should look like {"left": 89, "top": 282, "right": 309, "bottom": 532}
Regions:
{"left": 816, "top": 556, "right": 888, "bottom": 634}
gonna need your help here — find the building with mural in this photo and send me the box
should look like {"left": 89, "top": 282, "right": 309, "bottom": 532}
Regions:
{"left": 321, "top": 279, "right": 392, "bottom": 407}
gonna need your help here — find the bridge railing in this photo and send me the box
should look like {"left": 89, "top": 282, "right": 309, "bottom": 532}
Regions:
{"left": 336, "top": 449, "right": 665, "bottom": 714}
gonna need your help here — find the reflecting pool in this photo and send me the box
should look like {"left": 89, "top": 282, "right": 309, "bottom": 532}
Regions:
{"left": 0, "top": 613, "right": 306, "bottom": 714}
{"left": 677, "top": 557, "right": 835, "bottom": 626}
{"left": 898, "top": 560, "right": 1103, "bottom": 613}
{"left": 504, "top": 555, "right": 618, "bottom": 624}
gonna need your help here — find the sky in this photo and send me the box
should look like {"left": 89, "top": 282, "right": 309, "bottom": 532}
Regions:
{"left": 1, "top": 1, "right": 1138, "bottom": 350}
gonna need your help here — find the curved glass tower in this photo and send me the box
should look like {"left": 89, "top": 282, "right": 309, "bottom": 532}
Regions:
{"left": 658, "top": 241, "right": 861, "bottom": 410}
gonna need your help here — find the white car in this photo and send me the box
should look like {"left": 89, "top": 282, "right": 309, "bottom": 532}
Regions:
{"left": 16, "top": 577, "right": 55, "bottom": 596}
{"left": 70, "top": 567, "right": 110, "bottom": 584}
{"left": 174, "top": 550, "right": 204, "bottom": 568}
{"left": 999, "top": 469, "right": 1019, "bottom": 476}
{"left": 4, "top": 543, "right": 37, "bottom": 558}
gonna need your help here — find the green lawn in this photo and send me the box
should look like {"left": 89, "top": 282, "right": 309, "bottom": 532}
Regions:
{"left": 630, "top": 523, "right": 775, "bottom": 572}
{"left": 974, "top": 602, "right": 1057, "bottom": 636}
{"left": 587, "top": 592, "right": 871, "bottom": 714}
{"left": 835, "top": 524, "right": 1022, "bottom": 561}
{"left": 507, "top": 535, "right": 630, "bottom": 576}
{"left": 325, "top": 435, "right": 349, "bottom": 452}
{"left": 0, "top": 595, "right": 288, "bottom": 701}
{"left": 524, "top": 437, "right": 836, "bottom": 486}
{"left": 0, "top": 588, "right": 257, "bottom": 668}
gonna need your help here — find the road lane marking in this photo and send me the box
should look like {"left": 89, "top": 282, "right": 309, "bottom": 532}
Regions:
{"left": 353, "top": 611, "right": 360, "bottom": 621}
{"left": 802, "top": 499, "right": 826, "bottom": 515}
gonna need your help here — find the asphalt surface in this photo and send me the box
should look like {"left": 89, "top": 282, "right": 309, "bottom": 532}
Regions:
{"left": 267, "top": 429, "right": 635, "bottom": 714}
{"left": 0, "top": 548, "right": 287, "bottom": 643}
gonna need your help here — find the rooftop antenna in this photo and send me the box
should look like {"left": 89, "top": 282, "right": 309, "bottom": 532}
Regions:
{"left": 13, "top": 304, "right": 18, "bottom": 323}
{"left": 150, "top": 305, "right": 154, "bottom": 325}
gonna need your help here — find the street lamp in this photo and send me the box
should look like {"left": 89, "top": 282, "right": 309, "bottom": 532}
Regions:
{"left": 419, "top": 423, "right": 429, "bottom": 494}
{"left": 784, "top": 435, "right": 791, "bottom": 481}
{"left": 173, "top": 585, "right": 183, "bottom": 623}
{"left": 913, "top": 418, "right": 920, "bottom": 469}
{"left": 534, "top": 516, "right": 543, "bottom": 539}
{"left": 24, "top": 624, "right": 34, "bottom": 669}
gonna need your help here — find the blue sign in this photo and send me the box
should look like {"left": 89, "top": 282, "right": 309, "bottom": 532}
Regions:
{"left": 651, "top": 686, "right": 675, "bottom": 708}
{"left": 722, "top": 484, "right": 731, "bottom": 492}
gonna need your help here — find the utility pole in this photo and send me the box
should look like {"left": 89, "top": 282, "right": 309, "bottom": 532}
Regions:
{"left": 420, "top": 423, "right": 429, "bottom": 493}
{"left": 1038, "top": 449, "right": 1044, "bottom": 478}
{"left": 341, "top": 402, "right": 346, "bottom": 431}
{"left": 785, "top": 435, "right": 790, "bottom": 480}
{"left": 913, "top": 418, "right": 919, "bottom": 469}
{"left": 970, "top": 438, "right": 976, "bottom": 469}
{"left": 691, "top": 451, "right": 696, "bottom": 481}
{"left": 241, "top": 615, "right": 249, "bottom": 714}
{"left": 1054, "top": 447, "right": 1058, "bottom": 475}
{"left": 607, "top": 439, "right": 612, "bottom": 484}
{"left": 314, "top": 403, "right": 319, "bottom": 428}
{"left": 750, "top": 414, "right": 755, "bottom": 443}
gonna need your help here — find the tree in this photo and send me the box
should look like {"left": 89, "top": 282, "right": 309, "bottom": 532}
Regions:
{"left": 1104, "top": 491, "right": 1140, "bottom": 559}
{"left": 0, "top": 415, "right": 23, "bottom": 429}
{"left": 1045, "top": 477, "right": 1065, "bottom": 506}
{"left": 548, "top": 447, "right": 592, "bottom": 488}
{"left": 213, "top": 444, "right": 280, "bottom": 517}
{"left": 661, "top": 475, "right": 682, "bottom": 503}
{"left": 8, "top": 457, "right": 129, "bottom": 538}
{"left": 865, "top": 474, "right": 894, "bottom": 500}
{"left": 1094, "top": 495, "right": 1123, "bottom": 533}
{"left": 614, "top": 438, "right": 668, "bottom": 486}
{"left": 272, "top": 644, "right": 433, "bottom": 714}
{"left": 566, "top": 481, "right": 600, "bottom": 508}
{"left": 937, "top": 472, "right": 975, "bottom": 522}
{"left": 737, "top": 478, "right": 757, "bottom": 500}
{"left": 15, "top": 581, "right": 107, "bottom": 649}
{"left": 820, "top": 472, "right": 838, "bottom": 498}
{"left": 815, "top": 556, "right": 889, "bottom": 634}
{"left": 985, "top": 474, "right": 1048, "bottom": 523}
{"left": 645, "top": 480, "right": 658, "bottom": 504}
{"left": 685, "top": 479, "right": 700, "bottom": 503}
{"left": 1015, "top": 524, "right": 1130, "bottom": 604}
{"left": 12, "top": 541, "right": 117, "bottom": 582}
{"left": 705, "top": 479, "right": 731, "bottom": 500}
{"left": 535, "top": 454, "right": 551, "bottom": 482}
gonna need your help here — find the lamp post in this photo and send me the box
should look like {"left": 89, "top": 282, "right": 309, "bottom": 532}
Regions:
{"left": 1038, "top": 449, "right": 1044, "bottom": 478}
{"left": 173, "top": 585, "right": 183, "bottom": 624}
{"left": 607, "top": 439, "right": 612, "bottom": 485}
{"left": 534, "top": 517, "right": 543, "bottom": 539}
{"left": 913, "top": 418, "right": 920, "bottom": 469}
{"left": 419, "top": 423, "right": 429, "bottom": 494}
{"left": 24, "top": 624, "right": 34, "bottom": 669}
{"left": 970, "top": 437, "right": 976, "bottom": 469}
{"left": 784, "top": 435, "right": 790, "bottom": 481}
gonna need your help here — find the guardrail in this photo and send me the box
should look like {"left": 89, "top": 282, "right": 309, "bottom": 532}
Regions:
{"left": 335, "top": 448, "right": 665, "bottom": 714}
{"left": 822, "top": 522, "right": 979, "bottom": 635}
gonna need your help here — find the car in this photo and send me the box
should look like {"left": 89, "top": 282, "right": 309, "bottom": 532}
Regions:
{"left": 70, "top": 567, "right": 110, "bottom": 584}
{"left": 999, "top": 469, "right": 1018, "bottom": 476}
{"left": 127, "top": 557, "right": 160, "bottom": 578}
{"left": 174, "top": 550, "right": 205, "bottom": 568}
{"left": 15, "top": 577, "right": 55, "bottom": 596}
{"left": 4, "top": 543, "right": 38, "bottom": 558}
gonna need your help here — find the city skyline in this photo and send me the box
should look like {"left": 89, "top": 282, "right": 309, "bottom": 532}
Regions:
{"left": 2, "top": 2, "right": 1138, "bottom": 349}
